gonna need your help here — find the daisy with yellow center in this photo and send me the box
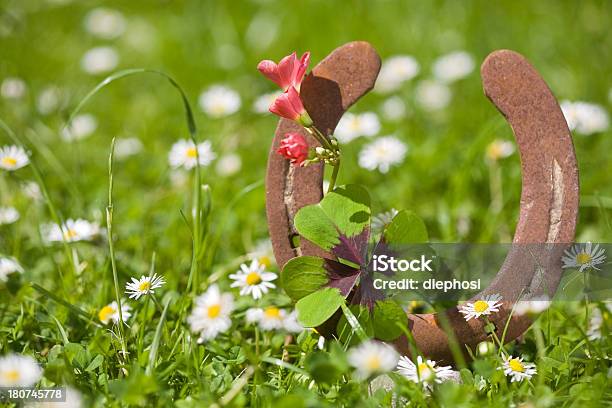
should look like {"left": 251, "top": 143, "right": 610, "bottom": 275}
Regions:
{"left": 348, "top": 340, "right": 399, "bottom": 379}
{"left": 229, "top": 259, "right": 277, "bottom": 300}
{"left": 42, "top": 218, "right": 100, "bottom": 243}
{"left": 500, "top": 355, "right": 537, "bottom": 382}
{"left": 247, "top": 239, "right": 275, "bottom": 269}
{"left": 396, "top": 355, "right": 456, "bottom": 387}
{"left": 187, "top": 284, "right": 234, "bottom": 343}
{"left": 98, "top": 300, "right": 132, "bottom": 325}
{"left": 168, "top": 139, "right": 216, "bottom": 170}
{"left": 0, "top": 353, "right": 42, "bottom": 387}
{"left": 246, "top": 306, "right": 303, "bottom": 333}
{"left": 485, "top": 139, "right": 515, "bottom": 161}
{"left": 562, "top": 242, "right": 606, "bottom": 272}
{"left": 459, "top": 294, "right": 503, "bottom": 321}
{"left": 0, "top": 145, "right": 29, "bottom": 171}
{"left": 125, "top": 273, "right": 166, "bottom": 300}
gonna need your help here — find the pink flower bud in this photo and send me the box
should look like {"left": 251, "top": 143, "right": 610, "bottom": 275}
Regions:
{"left": 257, "top": 52, "right": 311, "bottom": 91}
{"left": 277, "top": 132, "right": 309, "bottom": 165}
{"left": 269, "top": 87, "right": 312, "bottom": 126}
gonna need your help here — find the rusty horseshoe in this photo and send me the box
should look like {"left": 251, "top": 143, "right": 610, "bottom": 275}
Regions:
{"left": 265, "top": 42, "right": 579, "bottom": 363}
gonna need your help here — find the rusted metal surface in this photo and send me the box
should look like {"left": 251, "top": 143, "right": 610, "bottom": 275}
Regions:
{"left": 266, "top": 45, "right": 579, "bottom": 363}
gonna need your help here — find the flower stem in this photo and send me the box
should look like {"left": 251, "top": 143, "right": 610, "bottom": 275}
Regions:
{"left": 106, "top": 138, "right": 128, "bottom": 363}
{"left": 327, "top": 158, "right": 340, "bottom": 194}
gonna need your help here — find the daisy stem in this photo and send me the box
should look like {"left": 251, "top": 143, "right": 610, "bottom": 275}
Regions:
{"left": 106, "top": 138, "right": 128, "bottom": 362}
{"left": 255, "top": 327, "right": 260, "bottom": 357}
{"left": 483, "top": 317, "right": 503, "bottom": 351}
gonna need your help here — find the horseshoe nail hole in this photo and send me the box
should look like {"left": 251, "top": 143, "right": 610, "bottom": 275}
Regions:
{"left": 289, "top": 234, "right": 301, "bottom": 249}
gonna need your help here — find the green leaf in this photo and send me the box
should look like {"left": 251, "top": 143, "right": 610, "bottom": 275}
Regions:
{"left": 281, "top": 256, "right": 330, "bottom": 301}
{"left": 383, "top": 210, "right": 428, "bottom": 244}
{"left": 85, "top": 354, "right": 104, "bottom": 372}
{"left": 336, "top": 304, "right": 373, "bottom": 345}
{"left": 296, "top": 287, "right": 345, "bottom": 327}
{"left": 294, "top": 184, "right": 371, "bottom": 251}
{"left": 304, "top": 352, "right": 344, "bottom": 384}
{"left": 372, "top": 300, "right": 406, "bottom": 341}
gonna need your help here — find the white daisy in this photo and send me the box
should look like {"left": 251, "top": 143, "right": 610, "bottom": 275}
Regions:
{"left": 381, "top": 96, "right": 407, "bottom": 121}
{"left": 0, "top": 354, "right": 42, "bottom": 387}
{"left": 334, "top": 112, "right": 381, "bottom": 144}
{"left": 514, "top": 295, "right": 551, "bottom": 316}
{"left": 215, "top": 153, "right": 242, "bottom": 176}
{"left": 587, "top": 303, "right": 612, "bottom": 340}
{"left": 248, "top": 239, "right": 274, "bottom": 269}
{"left": 0, "top": 257, "right": 23, "bottom": 282}
{"left": 188, "top": 284, "right": 234, "bottom": 342}
{"left": 561, "top": 100, "right": 609, "bottom": 135}
{"left": 42, "top": 218, "right": 100, "bottom": 243}
{"left": 485, "top": 139, "right": 515, "bottom": 161}
{"left": 415, "top": 80, "right": 452, "bottom": 111}
{"left": 375, "top": 55, "right": 420, "bottom": 93}
{"left": 98, "top": 300, "right": 132, "bottom": 325}
{"left": 0, "top": 145, "right": 29, "bottom": 171}
{"left": 562, "top": 242, "right": 606, "bottom": 272}
{"left": 358, "top": 136, "right": 408, "bottom": 173}
{"left": 80, "top": 46, "right": 119, "bottom": 75}
{"left": 587, "top": 308, "right": 604, "bottom": 340}
{"left": 396, "top": 355, "right": 456, "bottom": 387}
{"left": 348, "top": 340, "right": 399, "bottom": 379}
{"left": 198, "top": 85, "right": 241, "bottom": 118}
{"left": 168, "top": 139, "right": 216, "bottom": 170}
{"left": 114, "top": 137, "right": 143, "bottom": 159}
{"left": 229, "top": 259, "right": 277, "bottom": 300}
{"left": 0, "top": 207, "right": 19, "bottom": 225}
{"left": 459, "top": 294, "right": 503, "bottom": 321}
{"left": 22, "top": 181, "right": 42, "bottom": 201}
{"left": 432, "top": 51, "right": 475, "bottom": 83}
{"left": 36, "top": 85, "right": 62, "bottom": 115}
{"left": 125, "top": 273, "right": 166, "bottom": 300}
{"left": 499, "top": 355, "right": 537, "bottom": 382}
{"left": 84, "top": 8, "right": 126, "bottom": 39}
{"left": 246, "top": 306, "right": 302, "bottom": 332}
{"left": 252, "top": 91, "right": 281, "bottom": 114}
{"left": 371, "top": 208, "right": 399, "bottom": 232}
{"left": 1, "top": 77, "right": 26, "bottom": 99}
{"left": 61, "top": 114, "right": 98, "bottom": 142}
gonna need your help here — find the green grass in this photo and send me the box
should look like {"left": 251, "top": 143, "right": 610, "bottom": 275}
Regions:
{"left": 0, "top": 0, "right": 611, "bottom": 406}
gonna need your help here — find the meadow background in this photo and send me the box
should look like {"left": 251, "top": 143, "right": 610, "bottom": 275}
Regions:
{"left": 0, "top": 0, "right": 611, "bottom": 406}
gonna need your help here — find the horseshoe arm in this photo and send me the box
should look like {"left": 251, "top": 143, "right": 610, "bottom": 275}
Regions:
{"left": 396, "top": 50, "right": 580, "bottom": 362}
{"left": 266, "top": 42, "right": 381, "bottom": 269}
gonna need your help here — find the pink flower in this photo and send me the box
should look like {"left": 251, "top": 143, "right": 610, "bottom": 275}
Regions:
{"left": 269, "top": 87, "right": 312, "bottom": 126}
{"left": 277, "top": 133, "right": 309, "bottom": 165}
{"left": 258, "top": 52, "right": 311, "bottom": 91}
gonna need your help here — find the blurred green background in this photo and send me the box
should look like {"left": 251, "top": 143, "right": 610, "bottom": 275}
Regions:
{"left": 1, "top": 0, "right": 611, "bottom": 283}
